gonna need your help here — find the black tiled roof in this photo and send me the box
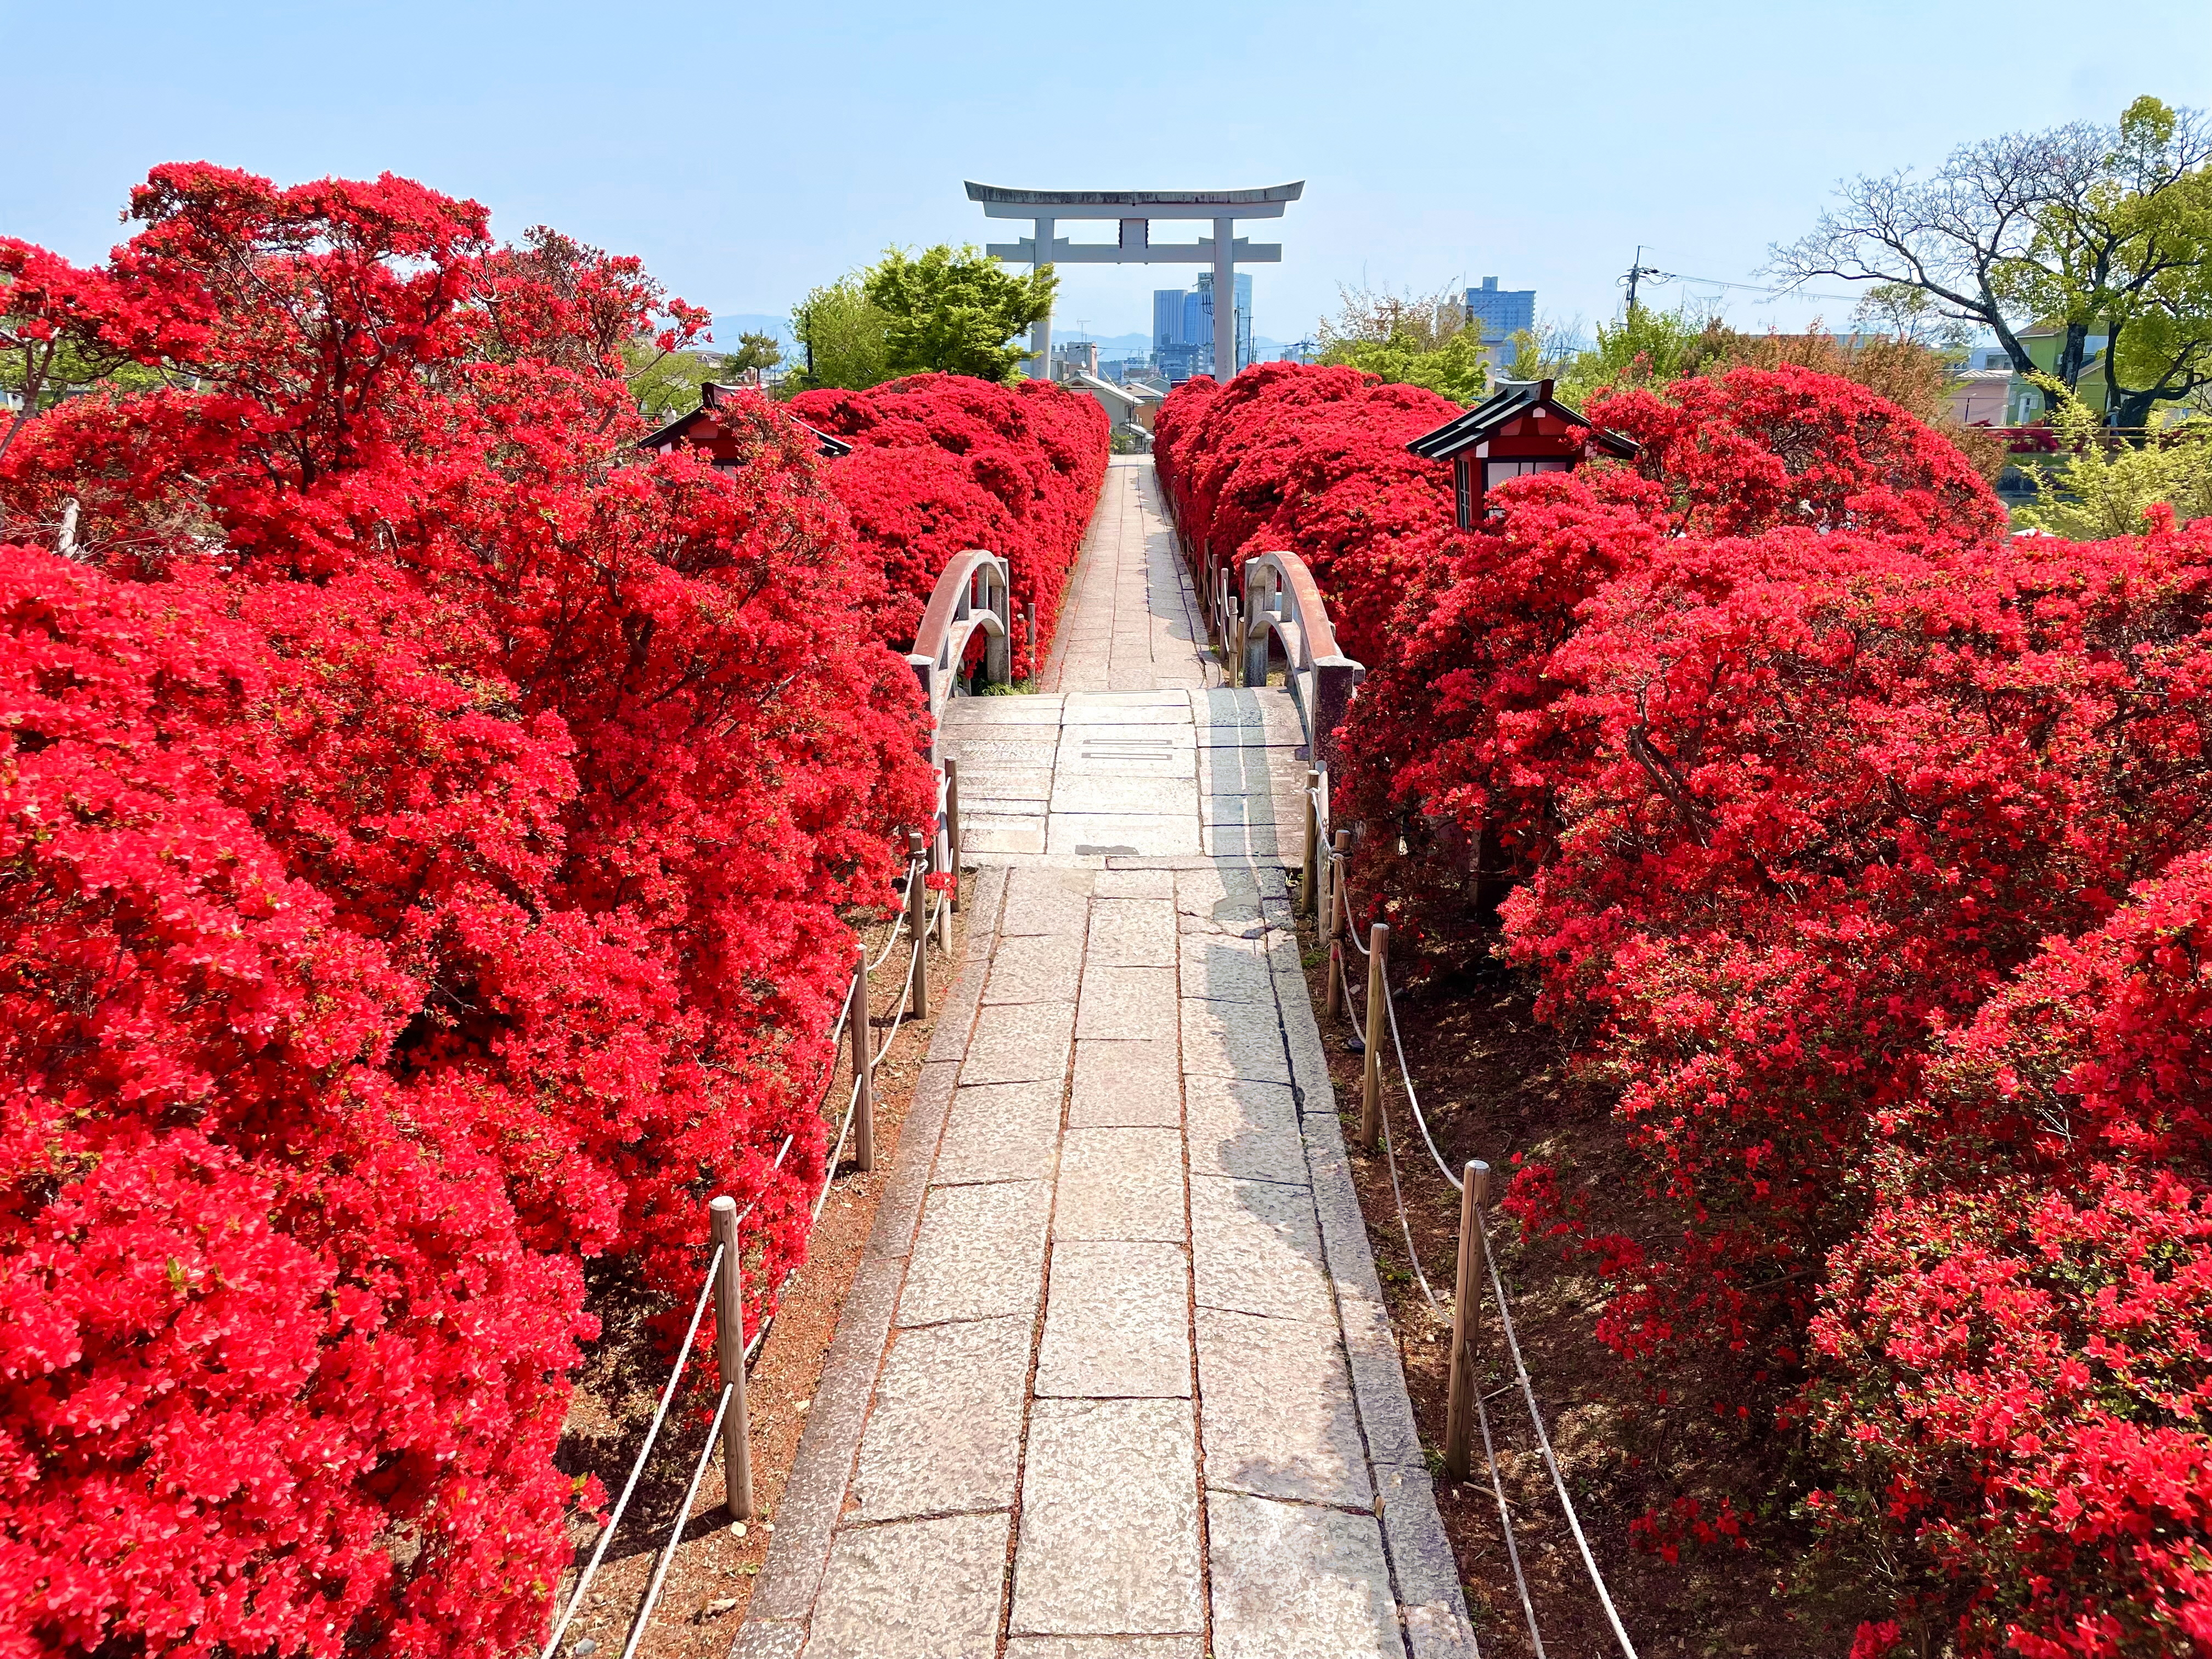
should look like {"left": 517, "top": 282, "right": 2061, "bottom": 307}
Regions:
{"left": 1406, "top": 379, "right": 1638, "bottom": 461}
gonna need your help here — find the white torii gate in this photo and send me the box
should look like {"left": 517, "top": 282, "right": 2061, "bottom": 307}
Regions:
{"left": 965, "top": 182, "right": 1305, "bottom": 383}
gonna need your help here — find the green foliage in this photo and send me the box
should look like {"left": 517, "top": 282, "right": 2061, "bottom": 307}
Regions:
{"left": 728, "top": 330, "right": 782, "bottom": 375}
{"left": 787, "top": 277, "right": 891, "bottom": 393}
{"left": 620, "top": 340, "right": 718, "bottom": 422}
{"left": 1320, "top": 329, "right": 1490, "bottom": 405}
{"left": 2, "top": 273, "right": 162, "bottom": 461}
{"left": 1551, "top": 304, "right": 1718, "bottom": 407}
{"left": 2015, "top": 379, "right": 2212, "bottom": 538}
{"left": 1316, "top": 283, "right": 1488, "bottom": 404}
{"left": 862, "top": 244, "right": 1056, "bottom": 383}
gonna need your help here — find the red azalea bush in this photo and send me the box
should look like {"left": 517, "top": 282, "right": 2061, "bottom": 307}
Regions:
{"left": 787, "top": 374, "right": 1108, "bottom": 677}
{"left": 1806, "top": 849, "right": 2212, "bottom": 1657}
{"left": 1232, "top": 356, "right": 2212, "bottom": 1644}
{"left": 1152, "top": 362, "right": 1462, "bottom": 665}
{"left": 1589, "top": 363, "right": 2007, "bottom": 545}
{"left": 0, "top": 165, "right": 933, "bottom": 1655}
{"left": 1497, "top": 518, "right": 2212, "bottom": 1381}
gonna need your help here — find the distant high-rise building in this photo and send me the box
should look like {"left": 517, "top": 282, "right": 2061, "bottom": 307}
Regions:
{"left": 1154, "top": 289, "right": 1189, "bottom": 351}
{"left": 1464, "top": 276, "right": 1536, "bottom": 346}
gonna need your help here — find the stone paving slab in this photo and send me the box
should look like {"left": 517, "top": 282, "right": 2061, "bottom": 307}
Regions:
{"left": 1205, "top": 1493, "right": 1403, "bottom": 1659}
{"left": 1048, "top": 812, "right": 1200, "bottom": 858}
{"left": 1196, "top": 1307, "right": 1373, "bottom": 1509}
{"left": 962, "top": 1002, "right": 1076, "bottom": 1084}
{"left": 1011, "top": 1399, "right": 1204, "bottom": 1638}
{"left": 1076, "top": 965, "right": 1178, "bottom": 1041}
{"left": 1180, "top": 998, "right": 1293, "bottom": 1085}
{"left": 1184, "top": 1074, "right": 1307, "bottom": 1185}
{"left": 946, "top": 701, "right": 1064, "bottom": 728}
{"left": 933, "top": 1080, "right": 1065, "bottom": 1184}
{"left": 806, "top": 1511, "right": 1009, "bottom": 1659}
{"left": 1190, "top": 1174, "right": 1334, "bottom": 1325}
{"left": 1054, "top": 1128, "right": 1186, "bottom": 1242}
{"left": 943, "top": 736, "right": 1062, "bottom": 769}
{"left": 983, "top": 933, "right": 1085, "bottom": 1006}
{"left": 900, "top": 1179, "right": 1051, "bottom": 1326}
{"left": 963, "top": 813, "right": 1046, "bottom": 855}
{"left": 1051, "top": 773, "right": 1200, "bottom": 816}
{"left": 1000, "top": 867, "right": 1094, "bottom": 937}
{"left": 954, "top": 764, "right": 1056, "bottom": 803}
{"left": 1093, "top": 868, "right": 1176, "bottom": 899}
{"left": 1068, "top": 1039, "right": 1183, "bottom": 1127}
{"left": 1003, "top": 1640, "right": 1205, "bottom": 1659}
{"left": 1179, "top": 933, "right": 1274, "bottom": 1003}
{"left": 851, "top": 1315, "right": 1030, "bottom": 1520}
{"left": 1035, "top": 1241, "right": 1192, "bottom": 1398}
{"left": 1087, "top": 897, "right": 1178, "bottom": 967}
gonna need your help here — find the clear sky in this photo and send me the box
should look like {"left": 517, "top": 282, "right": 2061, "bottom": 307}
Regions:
{"left": 7, "top": 0, "right": 2209, "bottom": 347}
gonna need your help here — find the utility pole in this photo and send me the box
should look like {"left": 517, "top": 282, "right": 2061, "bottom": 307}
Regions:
{"left": 1623, "top": 245, "right": 1662, "bottom": 317}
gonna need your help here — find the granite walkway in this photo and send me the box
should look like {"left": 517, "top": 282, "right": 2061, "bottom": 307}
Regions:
{"left": 736, "top": 459, "right": 1475, "bottom": 1659}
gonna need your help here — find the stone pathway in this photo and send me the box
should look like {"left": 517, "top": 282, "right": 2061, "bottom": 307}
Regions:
{"left": 736, "top": 460, "right": 1474, "bottom": 1659}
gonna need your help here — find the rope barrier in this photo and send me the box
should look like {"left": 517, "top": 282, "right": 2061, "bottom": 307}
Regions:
{"left": 1321, "top": 847, "right": 1643, "bottom": 1659}
{"left": 535, "top": 1243, "right": 725, "bottom": 1659}
{"left": 1479, "top": 1208, "right": 1641, "bottom": 1659}
{"left": 1475, "top": 1374, "right": 1549, "bottom": 1659}
{"left": 617, "top": 1380, "right": 736, "bottom": 1659}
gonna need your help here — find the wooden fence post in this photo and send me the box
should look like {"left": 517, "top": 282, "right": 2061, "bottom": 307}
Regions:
{"left": 850, "top": 944, "right": 874, "bottom": 1174}
{"left": 1359, "top": 923, "right": 1389, "bottom": 1150}
{"left": 1231, "top": 605, "right": 1247, "bottom": 689}
{"left": 709, "top": 1196, "right": 754, "bottom": 1521}
{"left": 1443, "top": 1161, "right": 1492, "bottom": 1481}
{"left": 905, "top": 830, "right": 929, "bottom": 1021}
{"left": 1323, "top": 831, "right": 1350, "bottom": 1021}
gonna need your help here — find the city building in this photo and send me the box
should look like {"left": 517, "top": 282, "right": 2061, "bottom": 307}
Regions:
{"left": 1152, "top": 273, "right": 1255, "bottom": 381}
{"left": 1463, "top": 275, "right": 1536, "bottom": 368}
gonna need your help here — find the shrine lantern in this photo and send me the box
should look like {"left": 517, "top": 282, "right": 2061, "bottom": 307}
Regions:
{"left": 1406, "top": 377, "right": 1638, "bottom": 529}
{"left": 637, "top": 381, "right": 853, "bottom": 466}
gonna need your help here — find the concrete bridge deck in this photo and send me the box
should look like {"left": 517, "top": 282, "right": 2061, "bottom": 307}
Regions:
{"left": 736, "top": 459, "right": 1474, "bottom": 1659}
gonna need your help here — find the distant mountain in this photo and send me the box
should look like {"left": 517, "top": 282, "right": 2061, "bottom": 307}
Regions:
{"left": 707, "top": 313, "right": 800, "bottom": 351}
{"left": 1060, "top": 331, "right": 1153, "bottom": 357}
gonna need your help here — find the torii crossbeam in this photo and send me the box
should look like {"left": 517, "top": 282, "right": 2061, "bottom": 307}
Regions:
{"left": 966, "top": 182, "right": 1304, "bottom": 382}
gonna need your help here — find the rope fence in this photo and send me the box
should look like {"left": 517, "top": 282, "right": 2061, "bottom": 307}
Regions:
{"left": 1179, "top": 493, "right": 1637, "bottom": 1657}
{"left": 539, "top": 758, "right": 967, "bottom": 1659}
{"left": 1304, "top": 785, "right": 1641, "bottom": 1659}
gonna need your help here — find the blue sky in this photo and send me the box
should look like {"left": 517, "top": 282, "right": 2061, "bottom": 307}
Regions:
{"left": 8, "top": 0, "right": 2209, "bottom": 347}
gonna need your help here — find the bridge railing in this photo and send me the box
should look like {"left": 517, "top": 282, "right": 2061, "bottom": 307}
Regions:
{"left": 907, "top": 549, "right": 1012, "bottom": 765}
{"left": 1235, "top": 549, "right": 1364, "bottom": 777}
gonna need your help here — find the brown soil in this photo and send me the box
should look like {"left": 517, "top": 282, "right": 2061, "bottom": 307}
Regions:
{"left": 1290, "top": 898, "right": 1867, "bottom": 1658}
{"left": 542, "top": 902, "right": 969, "bottom": 1659}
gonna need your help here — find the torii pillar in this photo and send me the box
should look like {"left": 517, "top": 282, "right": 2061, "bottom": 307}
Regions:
{"left": 965, "top": 182, "right": 1305, "bottom": 381}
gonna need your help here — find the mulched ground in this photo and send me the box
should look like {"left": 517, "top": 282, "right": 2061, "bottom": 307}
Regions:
{"left": 1289, "top": 886, "right": 1874, "bottom": 1659}
{"left": 541, "top": 904, "right": 970, "bottom": 1659}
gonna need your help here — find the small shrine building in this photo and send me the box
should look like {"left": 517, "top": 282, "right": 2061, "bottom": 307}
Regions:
{"left": 1406, "top": 377, "right": 1638, "bottom": 528}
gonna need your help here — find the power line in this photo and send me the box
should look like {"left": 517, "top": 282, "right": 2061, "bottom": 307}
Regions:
{"left": 1620, "top": 249, "right": 1867, "bottom": 308}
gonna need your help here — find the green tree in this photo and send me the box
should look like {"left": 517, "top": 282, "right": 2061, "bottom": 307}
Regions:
{"left": 862, "top": 244, "right": 1056, "bottom": 382}
{"left": 2016, "top": 380, "right": 2212, "bottom": 536}
{"left": 1316, "top": 283, "right": 1489, "bottom": 404}
{"left": 621, "top": 339, "right": 718, "bottom": 422}
{"left": 1550, "top": 303, "right": 1719, "bottom": 406}
{"left": 1773, "top": 97, "right": 2212, "bottom": 418}
{"left": 728, "top": 330, "right": 782, "bottom": 376}
{"left": 788, "top": 276, "right": 891, "bottom": 392}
